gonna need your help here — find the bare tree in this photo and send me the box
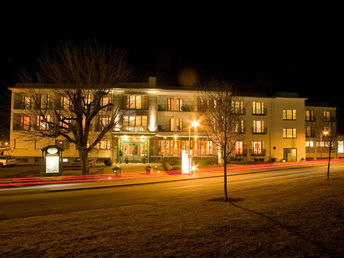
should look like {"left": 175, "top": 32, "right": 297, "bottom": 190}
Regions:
{"left": 320, "top": 118, "right": 338, "bottom": 180}
{"left": 200, "top": 81, "right": 243, "bottom": 201}
{"left": 20, "top": 41, "right": 131, "bottom": 174}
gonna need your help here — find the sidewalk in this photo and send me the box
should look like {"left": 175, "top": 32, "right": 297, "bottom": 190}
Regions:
{"left": 0, "top": 159, "right": 341, "bottom": 190}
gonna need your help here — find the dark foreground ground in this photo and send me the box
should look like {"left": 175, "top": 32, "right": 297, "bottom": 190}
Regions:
{"left": 0, "top": 165, "right": 343, "bottom": 257}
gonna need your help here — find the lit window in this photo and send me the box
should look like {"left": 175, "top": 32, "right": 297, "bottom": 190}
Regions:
{"left": 252, "top": 101, "right": 264, "bottom": 115}
{"left": 101, "top": 96, "right": 111, "bottom": 107}
{"left": 235, "top": 141, "right": 245, "bottom": 155}
{"left": 20, "top": 116, "right": 30, "bottom": 130}
{"left": 306, "top": 126, "right": 312, "bottom": 137}
{"left": 338, "top": 141, "right": 344, "bottom": 153}
{"left": 253, "top": 120, "right": 264, "bottom": 133}
{"left": 122, "top": 115, "right": 148, "bottom": 131}
{"left": 305, "top": 110, "right": 315, "bottom": 121}
{"left": 306, "top": 141, "right": 314, "bottom": 147}
{"left": 168, "top": 98, "right": 183, "bottom": 111}
{"left": 98, "top": 140, "right": 111, "bottom": 150}
{"left": 36, "top": 115, "right": 50, "bottom": 130}
{"left": 100, "top": 116, "right": 111, "bottom": 129}
{"left": 169, "top": 118, "right": 183, "bottom": 131}
{"left": 61, "top": 96, "right": 71, "bottom": 110}
{"left": 283, "top": 128, "right": 297, "bottom": 139}
{"left": 283, "top": 109, "right": 296, "bottom": 120}
{"left": 232, "top": 101, "right": 244, "bottom": 114}
{"left": 24, "top": 96, "right": 31, "bottom": 109}
{"left": 323, "top": 111, "right": 334, "bottom": 122}
{"left": 252, "top": 141, "right": 264, "bottom": 155}
{"left": 40, "top": 95, "right": 50, "bottom": 109}
{"left": 123, "top": 95, "right": 148, "bottom": 109}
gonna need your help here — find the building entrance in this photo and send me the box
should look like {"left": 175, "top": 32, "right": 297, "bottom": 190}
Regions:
{"left": 283, "top": 148, "right": 297, "bottom": 162}
{"left": 119, "top": 136, "right": 149, "bottom": 163}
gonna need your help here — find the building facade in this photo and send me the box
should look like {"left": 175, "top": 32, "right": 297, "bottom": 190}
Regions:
{"left": 8, "top": 78, "right": 343, "bottom": 165}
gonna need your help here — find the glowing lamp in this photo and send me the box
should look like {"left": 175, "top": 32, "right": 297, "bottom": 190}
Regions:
{"left": 181, "top": 150, "right": 190, "bottom": 174}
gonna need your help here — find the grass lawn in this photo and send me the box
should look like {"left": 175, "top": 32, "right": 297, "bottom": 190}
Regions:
{"left": 0, "top": 170, "right": 343, "bottom": 257}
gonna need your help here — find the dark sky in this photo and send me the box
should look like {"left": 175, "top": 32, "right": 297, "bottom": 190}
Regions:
{"left": 1, "top": 1, "right": 344, "bottom": 129}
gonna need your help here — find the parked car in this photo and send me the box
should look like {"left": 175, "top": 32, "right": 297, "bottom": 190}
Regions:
{"left": 0, "top": 156, "right": 17, "bottom": 167}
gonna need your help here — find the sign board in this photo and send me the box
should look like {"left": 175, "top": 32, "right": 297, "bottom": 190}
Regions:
{"left": 41, "top": 145, "right": 64, "bottom": 176}
{"left": 46, "top": 155, "right": 59, "bottom": 174}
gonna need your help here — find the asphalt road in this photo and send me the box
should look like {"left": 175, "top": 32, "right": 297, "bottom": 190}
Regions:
{"left": 1, "top": 163, "right": 343, "bottom": 221}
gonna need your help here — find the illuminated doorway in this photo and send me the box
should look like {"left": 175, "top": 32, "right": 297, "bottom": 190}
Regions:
{"left": 119, "top": 136, "right": 149, "bottom": 163}
{"left": 283, "top": 148, "right": 297, "bottom": 162}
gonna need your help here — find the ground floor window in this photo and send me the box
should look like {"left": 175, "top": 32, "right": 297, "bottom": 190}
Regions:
{"left": 338, "top": 141, "right": 344, "bottom": 153}
{"left": 158, "top": 139, "right": 215, "bottom": 156}
{"left": 235, "top": 141, "right": 246, "bottom": 155}
{"left": 252, "top": 141, "right": 264, "bottom": 155}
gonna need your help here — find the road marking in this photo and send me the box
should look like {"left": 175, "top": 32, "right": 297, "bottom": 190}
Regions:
{"left": 171, "top": 184, "right": 202, "bottom": 189}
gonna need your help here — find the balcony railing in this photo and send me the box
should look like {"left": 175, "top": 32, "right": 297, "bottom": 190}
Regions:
{"left": 252, "top": 108, "right": 266, "bottom": 116}
{"left": 158, "top": 104, "right": 194, "bottom": 112}
{"left": 252, "top": 128, "right": 267, "bottom": 134}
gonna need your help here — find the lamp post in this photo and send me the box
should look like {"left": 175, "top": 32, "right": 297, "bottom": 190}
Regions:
{"left": 322, "top": 130, "right": 331, "bottom": 180}
{"left": 188, "top": 120, "right": 199, "bottom": 175}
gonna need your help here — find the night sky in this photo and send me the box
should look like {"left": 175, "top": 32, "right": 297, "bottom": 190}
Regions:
{"left": 1, "top": 1, "right": 344, "bottom": 131}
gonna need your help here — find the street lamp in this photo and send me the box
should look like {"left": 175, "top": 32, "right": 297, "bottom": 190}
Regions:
{"left": 322, "top": 130, "right": 331, "bottom": 180}
{"left": 188, "top": 120, "right": 199, "bottom": 175}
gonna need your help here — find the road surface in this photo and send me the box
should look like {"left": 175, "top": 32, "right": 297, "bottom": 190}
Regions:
{"left": 0, "top": 163, "right": 342, "bottom": 220}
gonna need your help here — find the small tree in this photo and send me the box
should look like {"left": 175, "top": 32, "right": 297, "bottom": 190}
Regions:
{"left": 200, "top": 81, "right": 243, "bottom": 201}
{"left": 20, "top": 41, "right": 131, "bottom": 174}
{"left": 320, "top": 119, "right": 338, "bottom": 180}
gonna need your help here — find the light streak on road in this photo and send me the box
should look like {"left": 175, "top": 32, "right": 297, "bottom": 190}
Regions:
{"left": 0, "top": 159, "right": 342, "bottom": 188}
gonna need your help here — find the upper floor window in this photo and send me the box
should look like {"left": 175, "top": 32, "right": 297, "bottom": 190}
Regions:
{"left": 99, "top": 116, "right": 111, "bottom": 130}
{"left": 323, "top": 111, "right": 335, "bottom": 122}
{"left": 168, "top": 98, "right": 183, "bottom": 111}
{"left": 283, "top": 109, "right": 296, "bottom": 120}
{"left": 123, "top": 95, "right": 148, "bottom": 109}
{"left": 36, "top": 115, "right": 51, "bottom": 130}
{"left": 283, "top": 128, "right": 297, "bottom": 139}
{"left": 101, "top": 96, "right": 111, "bottom": 107}
{"left": 122, "top": 115, "right": 148, "bottom": 131}
{"left": 82, "top": 94, "right": 92, "bottom": 105}
{"left": 234, "top": 120, "right": 245, "bottom": 134}
{"left": 305, "top": 110, "right": 315, "bottom": 121}
{"left": 169, "top": 118, "right": 183, "bottom": 131}
{"left": 20, "top": 116, "right": 30, "bottom": 130}
{"left": 24, "top": 96, "right": 31, "bottom": 109}
{"left": 37, "top": 94, "right": 50, "bottom": 109}
{"left": 61, "top": 96, "right": 71, "bottom": 110}
{"left": 306, "top": 126, "right": 313, "bottom": 137}
{"left": 252, "top": 101, "right": 264, "bottom": 115}
{"left": 253, "top": 120, "right": 265, "bottom": 134}
{"left": 232, "top": 101, "right": 244, "bottom": 114}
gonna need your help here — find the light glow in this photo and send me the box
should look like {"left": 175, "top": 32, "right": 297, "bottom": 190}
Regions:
{"left": 45, "top": 156, "right": 59, "bottom": 174}
{"left": 181, "top": 150, "right": 190, "bottom": 174}
{"left": 191, "top": 120, "right": 200, "bottom": 128}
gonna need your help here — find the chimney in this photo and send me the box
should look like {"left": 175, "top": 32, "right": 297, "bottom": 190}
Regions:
{"left": 148, "top": 76, "right": 157, "bottom": 88}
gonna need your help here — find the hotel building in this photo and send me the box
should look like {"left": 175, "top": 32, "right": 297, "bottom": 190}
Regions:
{"left": 8, "top": 77, "right": 344, "bottom": 165}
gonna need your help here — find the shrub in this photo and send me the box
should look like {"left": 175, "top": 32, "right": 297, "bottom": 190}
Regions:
{"left": 104, "top": 158, "right": 112, "bottom": 166}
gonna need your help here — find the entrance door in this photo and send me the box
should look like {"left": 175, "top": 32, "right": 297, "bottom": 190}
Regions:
{"left": 121, "top": 142, "right": 147, "bottom": 163}
{"left": 284, "top": 148, "right": 297, "bottom": 162}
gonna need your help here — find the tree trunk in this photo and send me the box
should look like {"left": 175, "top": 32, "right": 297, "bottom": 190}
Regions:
{"left": 79, "top": 148, "right": 89, "bottom": 175}
{"left": 224, "top": 146, "right": 229, "bottom": 202}
{"left": 327, "top": 140, "right": 332, "bottom": 180}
